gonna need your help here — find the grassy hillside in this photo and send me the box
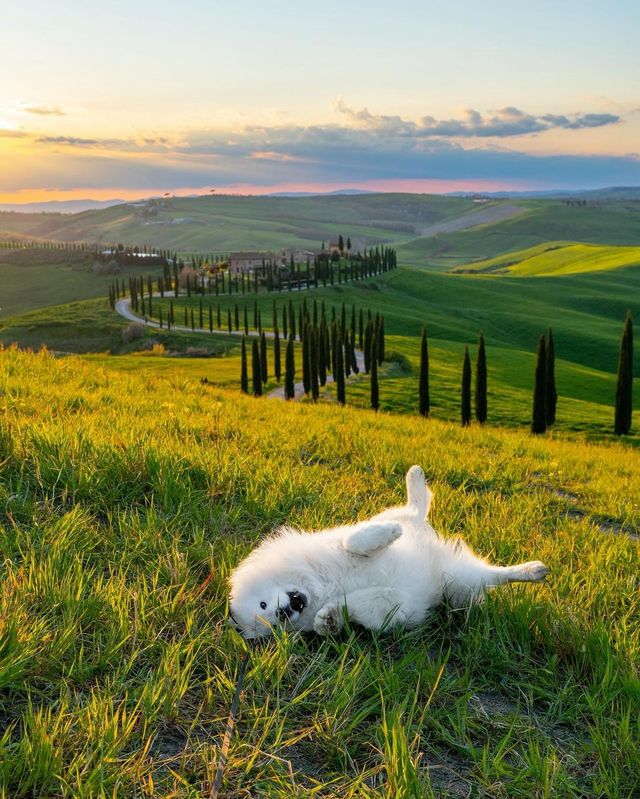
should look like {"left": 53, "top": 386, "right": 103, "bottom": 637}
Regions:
{"left": 0, "top": 247, "right": 164, "bottom": 318}
{"left": 398, "top": 201, "right": 640, "bottom": 269}
{"left": 452, "top": 242, "right": 640, "bottom": 277}
{"left": 0, "top": 347, "right": 638, "bottom": 797}
{"left": 0, "top": 194, "right": 479, "bottom": 253}
{"left": 126, "top": 263, "right": 640, "bottom": 439}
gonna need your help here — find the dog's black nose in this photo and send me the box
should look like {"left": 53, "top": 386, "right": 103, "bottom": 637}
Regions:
{"left": 287, "top": 591, "right": 306, "bottom": 613}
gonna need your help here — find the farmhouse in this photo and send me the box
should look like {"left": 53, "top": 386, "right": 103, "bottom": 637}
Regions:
{"left": 227, "top": 251, "right": 275, "bottom": 275}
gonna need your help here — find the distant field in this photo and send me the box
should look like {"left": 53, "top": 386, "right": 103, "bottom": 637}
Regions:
{"left": 452, "top": 242, "right": 640, "bottom": 276}
{"left": 0, "top": 193, "right": 480, "bottom": 253}
{"left": 397, "top": 201, "right": 640, "bottom": 269}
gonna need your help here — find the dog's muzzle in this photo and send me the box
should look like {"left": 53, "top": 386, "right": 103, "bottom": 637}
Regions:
{"left": 278, "top": 591, "right": 307, "bottom": 622}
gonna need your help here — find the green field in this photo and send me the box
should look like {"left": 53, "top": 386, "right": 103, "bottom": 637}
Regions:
{"left": 0, "top": 347, "right": 638, "bottom": 797}
{"left": 453, "top": 242, "right": 640, "bottom": 277}
{"left": 397, "top": 201, "right": 640, "bottom": 269}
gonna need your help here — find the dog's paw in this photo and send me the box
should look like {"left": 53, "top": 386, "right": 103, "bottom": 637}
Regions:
{"left": 314, "top": 604, "right": 343, "bottom": 636}
{"left": 520, "top": 561, "right": 550, "bottom": 582}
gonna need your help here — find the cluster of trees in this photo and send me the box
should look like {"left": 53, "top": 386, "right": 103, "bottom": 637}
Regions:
{"left": 1, "top": 238, "right": 174, "bottom": 265}
{"left": 107, "top": 246, "right": 397, "bottom": 304}
{"left": 240, "top": 298, "right": 386, "bottom": 404}
{"left": 531, "top": 330, "right": 558, "bottom": 434}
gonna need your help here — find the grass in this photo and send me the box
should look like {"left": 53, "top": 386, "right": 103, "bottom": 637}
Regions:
{"left": 0, "top": 247, "right": 165, "bottom": 319}
{"left": 0, "top": 346, "right": 638, "bottom": 797}
{"left": 452, "top": 242, "right": 640, "bottom": 277}
{"left": 0, "top": 194, "right": 479, "bottom": 254}
{"left": 397, "top": 201, "right": 640, "bottom": 269}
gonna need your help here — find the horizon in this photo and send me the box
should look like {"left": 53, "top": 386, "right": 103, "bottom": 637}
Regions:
{"left": 1, "top": 0, "right": 639, "bottom": 202}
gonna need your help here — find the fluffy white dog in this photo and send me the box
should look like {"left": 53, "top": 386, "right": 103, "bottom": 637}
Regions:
{"left": 229, "top": 466, "right": 548, "bottom": 639}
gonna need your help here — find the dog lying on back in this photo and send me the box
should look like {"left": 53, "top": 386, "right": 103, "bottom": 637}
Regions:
{"left": 229, "top": 466, "right": 549, "bottom": 639}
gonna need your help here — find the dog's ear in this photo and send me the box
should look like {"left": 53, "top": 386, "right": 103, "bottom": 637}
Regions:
{"left": 342, "top": 521, "right": 402, "bottom": 556}
{"left": 406, "top": 465, "right": 432, "bottom": 518}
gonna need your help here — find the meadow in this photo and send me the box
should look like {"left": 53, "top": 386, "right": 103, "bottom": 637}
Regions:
{"left": 0, "top": 346, "right": 638, "bottom": 797}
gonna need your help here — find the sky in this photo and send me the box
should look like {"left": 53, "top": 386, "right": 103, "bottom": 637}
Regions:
{"left": 1, "top": 0, "right": 639, "bottom": 202}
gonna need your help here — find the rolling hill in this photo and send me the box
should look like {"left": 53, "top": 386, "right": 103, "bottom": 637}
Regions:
{"left": 452, "top": 242, "right": 640, "bottom": 276}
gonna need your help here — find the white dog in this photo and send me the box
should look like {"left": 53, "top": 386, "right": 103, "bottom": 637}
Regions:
{"left": 229, "top": 466, "right": 548, "bottom": 639}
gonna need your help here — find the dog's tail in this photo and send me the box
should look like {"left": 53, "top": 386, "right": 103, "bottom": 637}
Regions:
{"left": 406, "top": 465, "right": 432, "bottom": 519}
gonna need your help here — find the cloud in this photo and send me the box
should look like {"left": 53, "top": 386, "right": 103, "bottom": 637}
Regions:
{"left": 6, "top": 102, "right": 636, "bottom": 194}
{"left": 0, "top": 128, "right": 27, "bottom": 138}
{"left": 335, "top": 100, "right": 620, "bottom": 138}
{"left": 23, "top": 105, "right": 66, "bottom": 116}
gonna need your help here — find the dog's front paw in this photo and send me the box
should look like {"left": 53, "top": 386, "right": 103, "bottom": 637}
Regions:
{"left": 521, "top": 561, "right": 550, "bottom": 582}
{"left": 314, "top": 604, "right": 343, "bottom": 636}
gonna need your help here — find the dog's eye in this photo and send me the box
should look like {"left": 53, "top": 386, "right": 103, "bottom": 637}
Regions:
{"left": 260, "top": 601, "right": 267, "bottom": 610}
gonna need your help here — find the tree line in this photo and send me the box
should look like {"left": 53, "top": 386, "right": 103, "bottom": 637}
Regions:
{"left": 242, "top": 313, "right": 635, "bottom": 438}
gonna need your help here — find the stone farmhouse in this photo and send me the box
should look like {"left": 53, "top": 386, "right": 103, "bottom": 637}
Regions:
{"left": 228, "top": 247, "right": 322, "bottom": 276}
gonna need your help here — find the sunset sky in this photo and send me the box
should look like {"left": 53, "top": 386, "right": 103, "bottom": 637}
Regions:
{"left": 1, "top": 0, "right": 639, "bottom": 202}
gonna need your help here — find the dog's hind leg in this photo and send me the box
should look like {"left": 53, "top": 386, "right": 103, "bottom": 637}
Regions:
{"left": 441, "top": 539, "right": 549, "bottom": 606}
{"left": 341, "top": 521, "right": 402, "bottom": 556}
{"left": 405, "top": 465, "right": 433, "bottom": 519}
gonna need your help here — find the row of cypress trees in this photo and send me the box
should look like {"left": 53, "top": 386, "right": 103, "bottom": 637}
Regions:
{"left": 240, "top": 301, "right": 386, "bottom": 404}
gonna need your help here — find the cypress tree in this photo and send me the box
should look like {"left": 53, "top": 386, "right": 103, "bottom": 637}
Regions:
{"left": 234, "top": 303, "right": 239, "bottom": 331}
{"left": 260, "top": 332, "right": 268, "bottom": 383}
{"left": 253, "top": 299, "right": 258, "bottom": 329}
{"left": 377, "top": 315, "right": 385, "bottom": 364}
{"left": 624, "top": 311, "right": 633, "bottom": 432}
{"left": 318, "top": 322, "right": 327, "bottom": 386}
{"left": 283, "top": 304, "right": 288, "bottom": 339}
{"left": 461, "top": 347, "right": 472, "bottom": 427}
{"left": 191, "top": 309, "right": 195, "bottom": 331}
{"left": 252, "top": 339, "right": 262, "bottom": 397}
{"left": 244, "top": 305, "right": 249, "bottom": 335}
{"left": 545, "top": 329, "right": 557, "bottom": 426}
{"left": 209, "top": 304, "right": 213, "bottom": 333}
{"left": 240, "top": 337, "right": 249, "bottom": 393}
{"left": 614, "top": 317, "right": 633, "bottom": 435}
{"left": 227, "top": 307, "right": 232, "bottom": 333}
{"left": 217, "top": 305, "right": 221, "bottom": 329}
{"left": 310, "top": 326, "right": 319, "bottom": 401}
{"left": 199, "top": 299, "right": 203, "bottom": 329}
{"left": 350, "top": 328, "right": 359, "bottom": 374}
{"left": 419, "top": 327, "right": 430, "bottom": 417}
{"left": 475, "top": 332, "right": 487, "bottom": 424}
{"left": 364, "top": 321, "right": 373, "bottom": 373}
{"left": 336, "top": 330, "right": 346, "bottom": 405}
{"left": 298, "top": 306, "right": 303, "bottom": 342}
{"left": 370, "top": 333, "right": 379, "bottom": 411}
{"left": 531, "top": 335, "right": 547, "bottom": 434}
{"left": 274, "top": 326, "right": 281, "bottom": 381}
{"left": 285, "top": 338, "right": 295, "bottom": 399}
{"left": 302, "top": 324, "right": 311, "bottom": 394}
{"left": 359, "top": 308, "right": 364, "bottom": 350}
{"left": 344, "top": 334, "right": 351, "bottom": 378}
{"left": 272, "top": 299, "right": 278, "bottom": 331}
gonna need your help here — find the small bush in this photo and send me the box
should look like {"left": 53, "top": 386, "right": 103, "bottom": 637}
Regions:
{"left": 121, "top": 323, "right": 146, "bottom": 344}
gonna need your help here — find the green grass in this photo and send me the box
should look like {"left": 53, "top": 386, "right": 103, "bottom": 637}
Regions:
{"left": 397, "top": 202, "right": 640, "bottom": 269}
{"left": 0, "top": 347, "right": 638, "bottom": 797}
{"left": 452, "top": 242, "right": 640, "bottom": 277}
{"left": 0, "top": 246, "right": 163, "bottom": 319}
{"left": 0, "top": 193, "right": 478, "bottom": 253}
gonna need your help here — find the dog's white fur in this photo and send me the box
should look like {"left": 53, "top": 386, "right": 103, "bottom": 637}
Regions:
{"left": 229, "top": 466, "right": 548, "bottom": 638}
